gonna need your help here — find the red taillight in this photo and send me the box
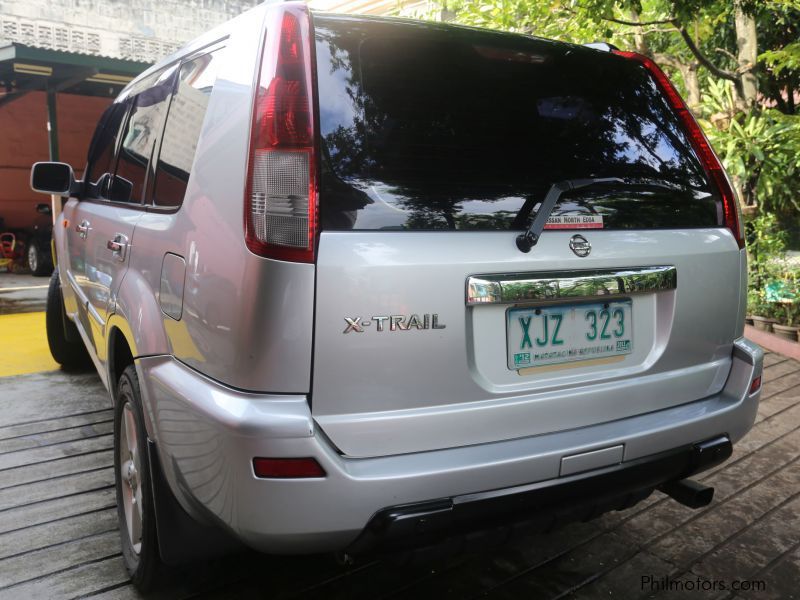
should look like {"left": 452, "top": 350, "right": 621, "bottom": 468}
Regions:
{"left": 750, "top": 375, "right": 762, "bottom": 394}
{"left": 253, "top": 457, "right": 326, "bottom": 478}
{"left": 245, "top": 4, "right": 317, "bottom": 262}
{"left": 612, "top": 51, "right": 745, "bottom": 249}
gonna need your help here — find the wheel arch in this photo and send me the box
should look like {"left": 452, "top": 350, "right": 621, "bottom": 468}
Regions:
{"left": 106, "top": 322, "right": 168, "bottom": 465}
{"left": 107, "top": 324, "right": 136, "bottom": 400}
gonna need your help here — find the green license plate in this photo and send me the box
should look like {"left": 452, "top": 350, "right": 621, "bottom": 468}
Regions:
{"left": 507, "top": 300, "right": 633, "bottom": 370}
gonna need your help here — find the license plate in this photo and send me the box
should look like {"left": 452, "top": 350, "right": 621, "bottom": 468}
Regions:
{"left": 507, "top": 301, "right": 633, "bottom": 369}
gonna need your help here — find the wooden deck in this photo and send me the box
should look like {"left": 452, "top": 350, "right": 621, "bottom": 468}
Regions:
{"left": 1, "top": 352, "right": 799, "bottom": 599}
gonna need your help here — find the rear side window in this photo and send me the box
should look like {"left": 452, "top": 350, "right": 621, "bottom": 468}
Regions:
{"left": 152, "top": 49, "right": 222, "bottom": 208}
{"left": 314, "top": 17, "right": 721, "bottom": 232}
{"left": 84, "top": 103, "right": 127, "bottom": 197}
{"left": 111, "top": 68, "right": 176, "bottom": 204}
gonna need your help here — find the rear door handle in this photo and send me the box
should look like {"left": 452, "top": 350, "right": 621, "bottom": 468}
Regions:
{"left": 107, "top": 234, "right": 129, "bottom": 262}
{"left": 75, "top": 220, "right": 91, "bottom": 239}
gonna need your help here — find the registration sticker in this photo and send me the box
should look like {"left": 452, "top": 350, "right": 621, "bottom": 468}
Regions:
{"left": 544, "top": 214, "right": 604, "bottom": 229}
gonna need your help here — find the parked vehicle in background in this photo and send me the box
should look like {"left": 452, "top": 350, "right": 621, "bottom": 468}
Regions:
{"left": 31, "top": 2, "right": 763, "bottom": 591}
{"left": 0, "top": 203, "right": 53, "bottom": 275}
{"left": 25, "top": 203, "right": 54, "bottom": 276}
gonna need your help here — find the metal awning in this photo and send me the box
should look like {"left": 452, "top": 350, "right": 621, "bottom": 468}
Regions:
{"left": 0, "top": 42, "right": 150, "bottom": 162}
{"left": 0, "top": 42, "right": 149, "bottom": 106}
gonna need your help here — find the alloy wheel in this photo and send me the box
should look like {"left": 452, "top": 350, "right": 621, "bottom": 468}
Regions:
{"left": 27, "top": 243, "right": 38, "bottom": 274}
{"left": 119, "top": 402, "right": 143, "bottom": 554}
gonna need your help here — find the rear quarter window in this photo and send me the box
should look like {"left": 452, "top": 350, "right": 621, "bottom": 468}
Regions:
{"left": 313, "top": 16, "right": 721, "bottom": 232}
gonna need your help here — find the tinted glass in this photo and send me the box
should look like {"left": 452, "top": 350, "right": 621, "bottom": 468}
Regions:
{"left": 84, "top": 102, "right": 127, "bottom": 197}
{"left": 314, "top": 16, "right": 721, "bottom": 231}
{"left": 111, "top": 68, "right": 176, "bottom": 203}
{"left": 152, "top": 49, "right": 221, "bottom": 208}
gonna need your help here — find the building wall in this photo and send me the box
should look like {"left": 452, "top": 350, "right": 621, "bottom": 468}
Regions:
{"left": 0, "top": 91, "right": 110, "bottom": 230}
{"left": 0, "top": 0, "right": 265, "bottom": 232}
{"left": 0, "top": 0, "right": 261, "bottom": 64}
{"left": 307, "top": 0, "right": 449, "bottom": 19}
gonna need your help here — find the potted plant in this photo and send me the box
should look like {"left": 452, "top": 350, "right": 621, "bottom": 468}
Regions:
{"left": 767, "top": 269, "right": 799, "bottom": 341}
{"left": 745, "top": 290, "right": 757, "bottom": 325}
{"left": 772, "top": 302, "right": 800, "bottom": 341}
{"left": 746, "top": 213, "right": 793, "bottom": 335}
{"left": 751, "top": 301, "right": 778, "bottom": 332}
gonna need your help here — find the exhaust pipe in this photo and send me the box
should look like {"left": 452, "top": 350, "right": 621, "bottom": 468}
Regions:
{"left": 659, "top": 478, "right": 715, "bottom": 509}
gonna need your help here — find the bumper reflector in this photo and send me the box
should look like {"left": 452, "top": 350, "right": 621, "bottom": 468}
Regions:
{"left": 750, "top": 376, "right": 762, "bottom": 394}
{"left": 253, "top": 457, "right": 326, "bottom": 478}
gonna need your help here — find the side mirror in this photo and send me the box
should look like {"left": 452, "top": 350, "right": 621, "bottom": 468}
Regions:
{"left": 110, "top": 175, "right": 134, "bottom": 203}
{"left": 35, "top": 203, "right": 52, "bottom": 215}
{"left": 96, "top": 172, "right": 134, "bottom": 203}
{"left": 30, "top": 162, "right": 80, "bottom": 196}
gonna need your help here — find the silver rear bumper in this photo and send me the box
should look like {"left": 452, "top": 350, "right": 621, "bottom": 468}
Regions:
{"left": 136, "top": 338, "right": 762, "bottom": 554}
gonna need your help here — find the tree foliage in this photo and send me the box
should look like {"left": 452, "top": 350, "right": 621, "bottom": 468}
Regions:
{"left": 699, "top": 79, "right": 800, "bottom": 215}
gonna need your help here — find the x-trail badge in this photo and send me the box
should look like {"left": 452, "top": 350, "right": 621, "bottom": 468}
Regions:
{"left": 569, "top": 234, "right": 591, "bottom": 257}
{"left": 343, "top": 314, "right": 446, "bottom": 333}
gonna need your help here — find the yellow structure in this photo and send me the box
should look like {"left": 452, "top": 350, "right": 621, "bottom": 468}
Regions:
{"left": 0, "top": 312, "right": 59, "bottom": 377}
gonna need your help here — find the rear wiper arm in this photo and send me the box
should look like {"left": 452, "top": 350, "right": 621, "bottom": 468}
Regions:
{"left": 516, "top": 177, "right": 624, "bottom": 253}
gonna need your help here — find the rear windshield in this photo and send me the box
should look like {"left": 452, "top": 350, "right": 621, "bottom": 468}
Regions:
{"left": 313, "top": 15, "right": 722, "bottom": 232}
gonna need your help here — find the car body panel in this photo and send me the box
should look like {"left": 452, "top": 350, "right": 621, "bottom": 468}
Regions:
{"left": 59, "top": 196, "right": 140, "bottom": 364}
{"left": 118, "top": 5, "right": 314, "bottom": 394}
{"left": 312, "top": 228, "right": 743, "bottom": 457}
{"left": 135, "top": 337, "right": 761, "bottom": 553}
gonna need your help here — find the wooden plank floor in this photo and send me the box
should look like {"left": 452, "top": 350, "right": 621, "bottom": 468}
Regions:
{"left": 1, "top": 352, "right": 799, "bottom": 599}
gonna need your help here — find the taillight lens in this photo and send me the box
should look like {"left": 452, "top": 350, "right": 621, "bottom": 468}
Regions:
{"left": 245, "top": 5, "right": 317, "bottom": 262}
{"left": 612, "top": 51, "right": 745, "bottom": 249}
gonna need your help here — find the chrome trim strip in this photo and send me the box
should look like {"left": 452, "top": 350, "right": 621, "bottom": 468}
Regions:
{"left": 466, "top": 266, "right": 677, "bottom": 305}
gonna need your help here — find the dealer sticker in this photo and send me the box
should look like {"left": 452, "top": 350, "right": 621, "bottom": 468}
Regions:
{"left": 544, "top": 214, "right": 604, "bottom": 229}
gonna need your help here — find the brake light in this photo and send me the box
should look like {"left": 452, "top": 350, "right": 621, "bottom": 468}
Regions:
{"left": 612, "top": 51, "right": 744, "bottom": 249}
{"left": 245, "top": 4, "right": 317, "bottom": 262}
{"left": 253, "top": 457, "right": 326, "bottom": 478}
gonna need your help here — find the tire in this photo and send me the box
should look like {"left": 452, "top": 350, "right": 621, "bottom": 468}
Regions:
{"left": 27, "top": 240, "right": 53, "bottom": 277}
{"left": 45, "top": 271, "right": 91, "bottom": 368}
{"left": 115, "top": 365, "right": 162, "bottom": 591}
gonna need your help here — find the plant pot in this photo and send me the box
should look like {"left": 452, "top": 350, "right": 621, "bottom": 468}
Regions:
{"left": 745, "top": 315, "right": 755, "bottom": 325}
{"left": 773, "top": 324, "right": 800, "bottom": 342}
{"left": 751, "top": 316, "right": 777, "bottom": 332}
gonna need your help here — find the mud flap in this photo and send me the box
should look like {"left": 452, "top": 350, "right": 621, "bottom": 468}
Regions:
{"left": 146, "top": 439, "right": 244, "bottom": 565}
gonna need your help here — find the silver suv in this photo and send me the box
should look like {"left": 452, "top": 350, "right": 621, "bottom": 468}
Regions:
{"left": 31, "top": 1, "right": 763, "bottom": 591}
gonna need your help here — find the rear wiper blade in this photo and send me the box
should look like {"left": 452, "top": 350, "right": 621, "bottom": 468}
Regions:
{"left": 516, "top": 177, "right": 623, "bottom": 253}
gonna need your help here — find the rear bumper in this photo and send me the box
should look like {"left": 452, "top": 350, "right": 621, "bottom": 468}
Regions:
{"left": 347, "top": 435, "right": 731, "bottom": 555}
{"left": 136, "top": 338, "right": 762, "bottom": 554}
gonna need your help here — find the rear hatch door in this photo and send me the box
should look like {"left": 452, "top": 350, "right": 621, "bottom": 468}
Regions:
{"left": 310, "top": 15, "right": 744, "bottom": 458}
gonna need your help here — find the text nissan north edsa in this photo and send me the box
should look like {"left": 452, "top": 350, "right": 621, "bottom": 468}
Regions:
{"left": 30, "top": 1, "right": 763, "bottom": 590}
